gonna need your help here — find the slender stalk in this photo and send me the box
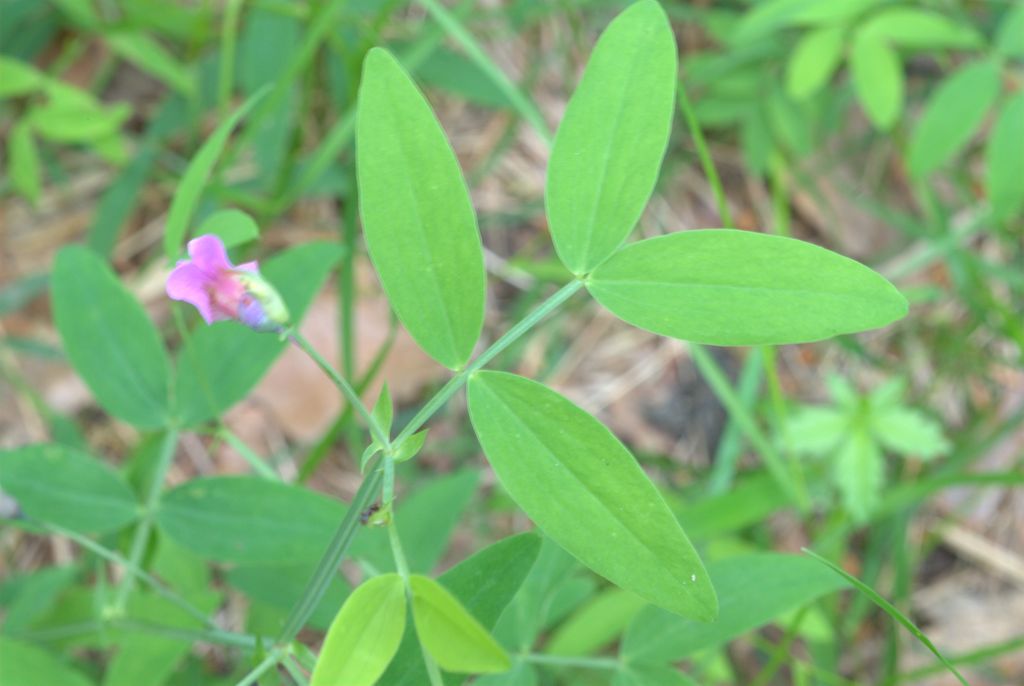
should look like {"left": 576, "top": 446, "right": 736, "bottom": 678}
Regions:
{"left": 386, "top": 505, "right": 442, "bottom": 686}
{"left": 276, "top": 459, "right": 384, "bottom": 644}
{"left": 46, "top": 523, "right": 213, "bottom": 629}
{"left": 112, "top": 619, "right": 256, "bottom": 649}
{"left": 521, "top": 653, "right": 620, "bottom": 670}
{"left": 395, "top": 280, "right": 583, "bottom": 444}
{"left": 416, "top": 0, "right": 553, "bottom": 144}
{"left": 677, "top": 83, "right": 732, "bottom": 227}
{"left": 289, "top": 330, "right": 391, "bottom": 451}
{"left": 112, "top": 428, "right": 179, "bottom": 613}
{"left": 234, "top": 646, "right": 287, "bottom": 686}
{"left": 282, "top": 654, "right": 311, "bottom": 686}
{"left": 218, "top": 0, "right": 245, "bottom": 116}
{"left": 217, "top": 425, "right": 280, "bottom": 480}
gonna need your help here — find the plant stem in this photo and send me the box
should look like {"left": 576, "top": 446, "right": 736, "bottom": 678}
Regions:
{"left": 521, "top": 653, "right": 620, "bottom": 670}
{"left": 276, "top": 458, "right": 384, "bottom": 644}
{"left": 416, "top": 0, "right": 553, "bottom": 144}
{"left": 217, "top": 425, "right": 280, "bottom": 480}
{"left": 394, "top": 279, "right": 584, "bottom": 445}
{"left": 217, "top": 0, "right": 245, "bottom": 116}
{"left": 234, "top": 646, "right": 287, "bottom": 686}
{"left": 289, "top": 330, "right": 391, "bottom": 451}
{"left": 677, "top": 83, "right": 732, "bottom": 228}
{"left": 112, "top": 428, "right": 179, "bottom": 613}
{"left": 385, "top": 507, "right": 443, "bottom": 686}
{"left": 47, "top": 523, "right": 213, "bottom": 629}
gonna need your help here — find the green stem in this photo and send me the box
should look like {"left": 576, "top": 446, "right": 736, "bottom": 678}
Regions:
{"left": 385, "top": 506, "right": 443, "bottom": 686}
{"left": 677, "top": 83, "right": 732, "bottom": 228}
{"left": 395, "top": 280, "right": 583, "bottom": 445}
{"left": 276, "top": 458, "right": 384, "bottom": 644}
{"left": 416, "top": 0, "right": 553, "bottom": 144}
{"left": 282, "top": 654, "right": 311, "bottom": 686}
{"left": 112, "top": 428, "right": 179, "bottom": 613}
{"left": 521, "top": 653, "right": 620, "bottom": 670}
{"left": 234, "top": 646, "right": 287, "bottom": 686}
{"left": 46, "top": 523, "right": 213, "bottom": 629}
{"left": 289, "top": 330, "right": 391, "bottom": 451}
{"left": 218, "top": 0, "right": 245, "bottom": 116}
{"left": 217, "top": 425, "right": 280, "bottom": 480}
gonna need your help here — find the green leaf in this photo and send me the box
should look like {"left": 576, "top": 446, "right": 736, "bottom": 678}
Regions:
{"left": 356, "top": 48, "right": 485, "bottom": 370}
{"left": 155, "top": 476, "right": 344, "bottom": 564}
{"left": 174, "top": 242, "right": 342, "bottom": 426}
{"left": 986, "top": 93, "right": 1024, "bottom": 220}
{"left": 8, "top": 121, "right": 41, "bottom": 204}
{"left": 195, "top": 208, "right": 260, "bottom": 249}
{"left": 907, "top": 59, "right": 1001, "bottom": 179}
{"left": 311, "top": 573, "right": 406, "bottom": 686}
{"left": 850, "top": 30, "right": 903, "bottom": 130}
{"left": 995, "top": 2, "right": 1024, "bottom": 57}
{"left": 858, "top": 8, "right": 982, "bottom": 50}
{"left": 783, "top": 407, "right": 847, "bottom": 455}
{"left": 468, "top": 372, "right": 716, "bottom": 621}
{"left": 0, "top": 638, "right": 94, "bottom": 686}
{"left": 731, "top": 0, "right": 882, "bottom": 42}
{"left": 28, "top": 99, "right": 131, "bottom": 143}
{"left": 163, "top": 87, "right": 268, "bottom": 260}
{"left": 545, "top": 588, "right": 647, "bottom": 656}
{"left": 380, "top": 533, "right": 541, "bottom": 686}
{"left": 833, "top": 429, "right": 884, "bottom": 523}
{"left": 587, "top": 230, "right": 907, "bottom": 346}
{"left": 1, "top": 566, "right": 78, "bottom": 633}
{"left": 410, "top": 574, "right": 510, "bottom": 674}
{"left": 620, "top": 553, "right": 848, "bottom": 664}
{"left": 0, "top": 444, "right": 138, "bottom": 535}
{"left": 870, "top": 407, "right": 949, "bottom": 460}
{"left": 393, "top": 428, "right": 428, "bottom": 463}
{"left": 785, "top": 26, "right": 844, "bottom": 100}
{"left": 545, "top": 0, "right": 676, "bottom": 274}
{"left": 802, "top": 549, "right": 969, "bottom": 686}
{"left": 0, "top": 57, "right": 45, "bottom": 98}
{"left": 106, "top": 32, "right": 194, "bottom": 96}
{"left": 52, "top": 246, "right": 171, "bottom": 428}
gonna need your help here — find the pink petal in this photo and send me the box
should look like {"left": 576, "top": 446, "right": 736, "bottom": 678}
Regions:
{"left": 187, "top": 234, "right": 234, "bottom": 274}
{"left": 236, "top": 260, "right": 259, "bottom": 273}
{"left": 166, "top": 262, "right": 215, "bottom": 324}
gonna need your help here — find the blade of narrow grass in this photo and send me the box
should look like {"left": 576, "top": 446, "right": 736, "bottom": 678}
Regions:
{"left": 707, "top": 346, "right": 763, "bottom": 494}
{"left": 690, "top": 343, "right": 809, "bottom": 510}
{"left": 802, "top": 548, "right": 970, "bottom": 686}
{"left": 416, "top": 0, "right": 552, "bottom": 144}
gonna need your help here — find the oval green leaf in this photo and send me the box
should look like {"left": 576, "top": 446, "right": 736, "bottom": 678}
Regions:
{"left": 850, "top": 30, "right": 903, "bottom": 131}
{"left": 546, "top": 0, "right": 677, "bottom": 275}
{"left": 785, "top": 26, "right": 844, "bottom": 101}
{"left": 985, "top": 93, "right": 1024, "bottom": 220}
{"left": 356, "top": 47, "right": 485, "bottom": 370}
{"left": 467, "top": 371, "right": 717, "bottom": 621}
{"left": 155, "top": 476, "right": 344, "bottom": 564}
{"left": 0, "top": 638, "right": 94, "bottom": 686}
{"left": 621, "top": 553, "right": 849, "bottom": 664}
{"left": 9, "top": 121, "right": 41, "bottom": 204}
{"left": 907, "top": 59, "right": 1001, "bottom": 179}
{"left": 311, "top": 573, "right": 406, "bottom": 686}
{"left": 163, "top": 86, "right": 268, "bottom": 260}
{"left": 381, "top": 533, "right": 541, "bottom": 686}
{"left": 410, "top": 574, "right": 510, "bottom": 674}
{"left": 52, "top": 245, "right": 171, "bottom": 428}
{"left": 195, "top": 208, "right": 260, "bottom": 249}
{"left": 587, "top": 230, "right": 907, "bottom": 346}
{"left": 0, "top": 444, "right": 138, "bottom": 535}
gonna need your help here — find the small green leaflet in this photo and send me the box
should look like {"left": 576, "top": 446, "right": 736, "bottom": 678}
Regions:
{"left": 546, "top": 0, "right": 677, "bottom": 275}
{"left": 311, "top": 573, "right": 406, "bottom": 686}
{"left": 356, "top": 48, "right": 485, "bottom": 370}
{"left": 0, "top": 444, "right": 138, "bottom": 535}
{"left": 410, "top": 574, "right": 510, "bottom": 674}
{"left": 52, "top": 246, "right": 171, "bottom": 428}
{"left": 468, "top": 371, "right": 717, "bottom": 621}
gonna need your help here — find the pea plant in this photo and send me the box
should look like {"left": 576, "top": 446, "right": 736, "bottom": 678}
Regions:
{"left": 2, "top": 3, "right": 927, "bottom": 685}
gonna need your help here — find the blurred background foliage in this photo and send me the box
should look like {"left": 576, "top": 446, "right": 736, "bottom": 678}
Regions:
{"left": 1, "top": 0, "right": 1022, "bottom": 685}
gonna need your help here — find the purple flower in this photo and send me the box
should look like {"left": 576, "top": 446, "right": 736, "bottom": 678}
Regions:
{"left": 166, "top": 234, "right": 289, "bottom": 333}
